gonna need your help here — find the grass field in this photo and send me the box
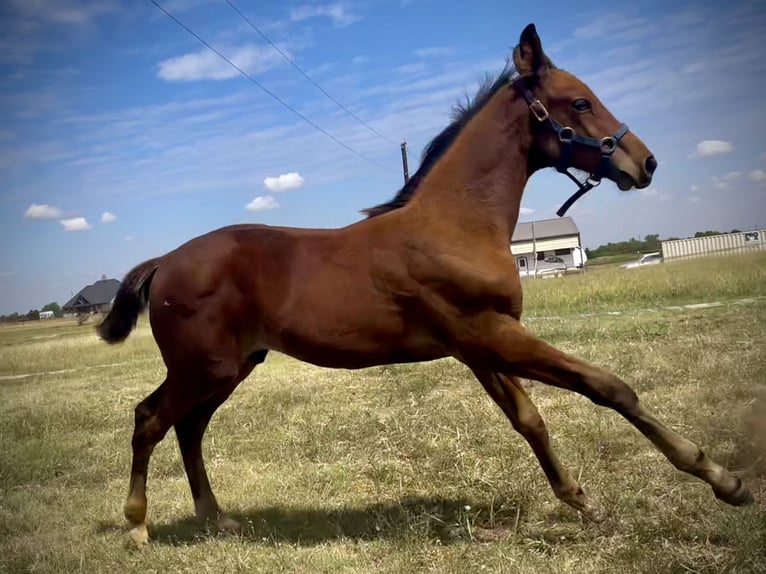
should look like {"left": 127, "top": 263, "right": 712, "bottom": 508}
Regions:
{"left": 1, "top": 253, "right": 764, "bottom": 573}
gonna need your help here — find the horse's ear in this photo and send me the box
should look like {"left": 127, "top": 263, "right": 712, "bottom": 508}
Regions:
{"left": 513, "top": 23, "right": 547, "bottom": 75}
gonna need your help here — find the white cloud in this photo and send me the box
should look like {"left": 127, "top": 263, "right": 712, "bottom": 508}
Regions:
{"left": 712, "top": 176, "right": 727, "bottom": 190}
{"left": 519, "top": 207, "right": 535, "bottom": 215}
{"left": 289, "top": 4, "right": 360, "bottom": 26}
{"left": 690, "top": 184, "right": 699, "bottom": 192}
{"left": 157, "top": 44, "right": 284, "bottom": 81}
{"left": 124, "top": 235, "right": 134, "bottom": 241}
{"left": 246, "top": 195, "right": 279, "bottom": 211}
{"left": 414, "top": 46, "right": 454, "bottom": 58}
{"left": 695, "top": 140, "right": 733, "bottom": 157}
{"left": 639, "top": 187, "right": 670, "bottom": 201}
{"left": 574, "top": 15, "right": 654, "bottom": 41}
{"left": 101, "top": 211, "right": 116, "bottom": 223}
{"left": 749, "top": 169, "right": 766, "bottom": 183}
{"left": 397, "top": 62, "right": 426, "bottom": 75}
{"left": 14, "top": 0, "right": 118, "bottom": 25}
{"left": 59, "top": 217, "right": 91, "bottom": 231}
{"left": 689, "top": 196, "right": 700, "bottom": 203}
{"left": 724, "top": 171, "right": 740, "bottom": 180}
{"left": 23, "top": 203, "right": 62, "bottom": 219}
{"left": 264, "top": 171, "right": 304, "bottom": 192}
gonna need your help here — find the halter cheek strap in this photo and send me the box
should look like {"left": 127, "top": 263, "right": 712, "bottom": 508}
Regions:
{"left": 511, "top": 76, "right": 630, "bottom": 217}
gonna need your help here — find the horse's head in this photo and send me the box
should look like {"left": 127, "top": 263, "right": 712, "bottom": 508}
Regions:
{"left": 511, "top": 24, "right": 656, "bottom": 209}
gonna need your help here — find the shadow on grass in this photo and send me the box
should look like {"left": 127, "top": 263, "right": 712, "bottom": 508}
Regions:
{"left": 99, "top": 496, "right": 535, "bottom": 546}
{"left": 730, "top": 394, "right": 766, "bottom": 481}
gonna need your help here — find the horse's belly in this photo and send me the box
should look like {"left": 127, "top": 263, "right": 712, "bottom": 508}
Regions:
{"left": 262, "top": 319, "right": 446, "bottom": 369}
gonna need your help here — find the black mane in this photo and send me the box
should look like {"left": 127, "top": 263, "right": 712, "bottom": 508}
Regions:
{"left": 362, "top": 61, "right": 516, "bottom": 218}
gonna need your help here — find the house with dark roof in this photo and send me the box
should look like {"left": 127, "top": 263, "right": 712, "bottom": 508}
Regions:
{"left": 63, "top": 275, "right": 121, "bottom": 314}
{"left": 511, "top": 216, "right": 586, "bottom": 277}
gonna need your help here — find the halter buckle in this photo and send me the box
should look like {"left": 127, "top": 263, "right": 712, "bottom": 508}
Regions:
{"left": 529, "top": 99, "right": 549, "bottom": 122}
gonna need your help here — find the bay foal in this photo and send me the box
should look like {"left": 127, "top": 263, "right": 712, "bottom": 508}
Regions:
{"left": 100, "top": 24, "right": 752, "bottom": 546}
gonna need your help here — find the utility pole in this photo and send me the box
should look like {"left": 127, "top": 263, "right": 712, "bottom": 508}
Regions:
{"left": 532, "top": 221, "right": 538, "bottom": 279}
{"left": 400, "top": 140, "right": 410, "bottom": 183}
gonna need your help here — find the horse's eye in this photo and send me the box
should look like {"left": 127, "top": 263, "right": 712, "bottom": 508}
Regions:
{"left": 572, "top": 99, "right": 591, "bottom": 112}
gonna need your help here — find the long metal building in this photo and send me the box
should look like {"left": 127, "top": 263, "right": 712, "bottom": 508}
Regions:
{"left": 661, "top": 229, "right": 766, "bottom": 261}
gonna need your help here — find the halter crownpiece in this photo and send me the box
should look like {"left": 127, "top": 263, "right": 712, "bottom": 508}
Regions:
{"left": 510, "top": 74, "right": 630, "bottom": 217}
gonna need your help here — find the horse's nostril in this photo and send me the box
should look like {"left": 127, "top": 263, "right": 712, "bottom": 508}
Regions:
{"left": 644, "top": 155, "right": 658, "bottom": 175}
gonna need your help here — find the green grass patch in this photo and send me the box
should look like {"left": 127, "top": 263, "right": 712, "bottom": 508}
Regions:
{"left": 523, "top": 251, "right": 766, "bottom": 317}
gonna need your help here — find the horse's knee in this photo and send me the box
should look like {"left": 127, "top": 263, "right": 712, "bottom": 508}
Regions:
{"left": 512, "top": 405, "right": 548, "bottom": 439}
{"left": 590, "top": 372, "right": 639, "bottom": 413}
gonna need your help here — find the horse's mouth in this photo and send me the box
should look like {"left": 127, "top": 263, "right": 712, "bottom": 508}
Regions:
{"left": 615, "top": 170, "right": 650, "bottom": 191}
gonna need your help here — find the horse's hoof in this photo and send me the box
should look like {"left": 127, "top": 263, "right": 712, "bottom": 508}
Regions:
{"left": 128, "top": 524, "right": 149, "bottom": 548}
{"left": 715, "top": 479, "right": 754, "bottom": 506}
{"left": 562, "top": 487, "right": 606, "bottom": 522}
{"left": 218, "top": 514, "right": 243, "bottom": 535}
{"left": 579, "top": 500, "right": 607, "bottom": 523}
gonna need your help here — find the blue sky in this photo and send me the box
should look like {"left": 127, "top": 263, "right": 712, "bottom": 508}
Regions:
{"left": 1, "top": 0, "right": 765, "bottom": 314}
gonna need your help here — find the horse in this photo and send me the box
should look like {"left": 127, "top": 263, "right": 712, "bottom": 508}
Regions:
{"left": 99, "top": 24, "right": 752, "bottom": 546}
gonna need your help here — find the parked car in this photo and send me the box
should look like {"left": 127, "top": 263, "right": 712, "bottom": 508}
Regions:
{"left": 543, "top": 255, "right": 566, "bottom": 265}
{"left": 537, "top": 255, "right": 567, "bottom": 278}
{"left": 621, "top": 252, "right": 663, "bottom": 269}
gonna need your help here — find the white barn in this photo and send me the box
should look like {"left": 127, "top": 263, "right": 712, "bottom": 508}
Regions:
{"left": 511, "top": 216, "right": 586, "bottom": 277}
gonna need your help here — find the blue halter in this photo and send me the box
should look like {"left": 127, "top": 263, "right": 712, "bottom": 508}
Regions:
{"left": 511, "top": 75, "right": 630, "bottom": 217}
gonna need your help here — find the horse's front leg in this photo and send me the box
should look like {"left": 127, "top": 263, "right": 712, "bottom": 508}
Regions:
{"left": 457, "top": 313, "right": 753, "bottom": 507}
{"left": 472, "top": 370, "right": 604, "bottom": 519}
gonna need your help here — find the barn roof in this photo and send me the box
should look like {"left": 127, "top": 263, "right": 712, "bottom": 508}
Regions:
{"left": 512, "top": 216, "right": 579, "bottom": 243}
{"left": 63, "top": 277, "right": 121, "bottom": 310}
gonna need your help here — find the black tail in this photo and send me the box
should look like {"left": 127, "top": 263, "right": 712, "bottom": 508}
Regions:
{"left": 98, "top": 258, "right": 160, "bottom": 344}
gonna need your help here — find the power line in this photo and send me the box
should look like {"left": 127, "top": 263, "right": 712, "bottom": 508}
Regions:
{"left": 224, "top": 0, "right": 399, "bottom": 147}
{"left": 147, "top": 0, "right": 397, "bottom": 175}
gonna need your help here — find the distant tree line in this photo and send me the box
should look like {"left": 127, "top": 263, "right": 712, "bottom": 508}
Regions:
{"left": 585, "top": 229, "right": 743, "bottom": 259}
{"left": 0, "top": 302, "right": 63, "bottom": 323}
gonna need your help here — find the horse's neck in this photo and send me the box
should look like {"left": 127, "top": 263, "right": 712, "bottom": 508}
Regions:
{"left": 411, "top": 97, "right": 533, "bottom": 245}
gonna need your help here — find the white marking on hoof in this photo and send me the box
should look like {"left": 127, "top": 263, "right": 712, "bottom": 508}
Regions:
{"left": 129, "top": 524, "right": 149, "bottom": 547}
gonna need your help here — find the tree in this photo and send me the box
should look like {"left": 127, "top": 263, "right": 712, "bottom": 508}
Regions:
{"left": 41, "top": 302, "right": 63, "bottom": 318}
{"left": 27, "top": 309, "right": 40, "bottom": 321}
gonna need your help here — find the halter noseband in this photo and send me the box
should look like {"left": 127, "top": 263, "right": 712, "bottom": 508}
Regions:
{"left": 510, "top": 74, "right": 629, "bottom": 217}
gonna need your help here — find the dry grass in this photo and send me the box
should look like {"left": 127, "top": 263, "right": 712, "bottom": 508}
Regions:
{"left": 1, "top": 253, "right": 764, "bottom": 573}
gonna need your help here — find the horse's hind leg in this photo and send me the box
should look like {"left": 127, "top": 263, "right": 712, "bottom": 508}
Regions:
{"left": 174, "top": 351, "right": 267, "bottom": 534}
{"left": 174, "top": 389, "right": 242, "bottom": 534}
{"left": 124, "top": 375, "right": 189, "bottom": 546}
{"left": 124, "top": 368, "right": 233, "bottom": 546}
{"left": 473, "top": 371, "right": 603, "bottom": 520}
